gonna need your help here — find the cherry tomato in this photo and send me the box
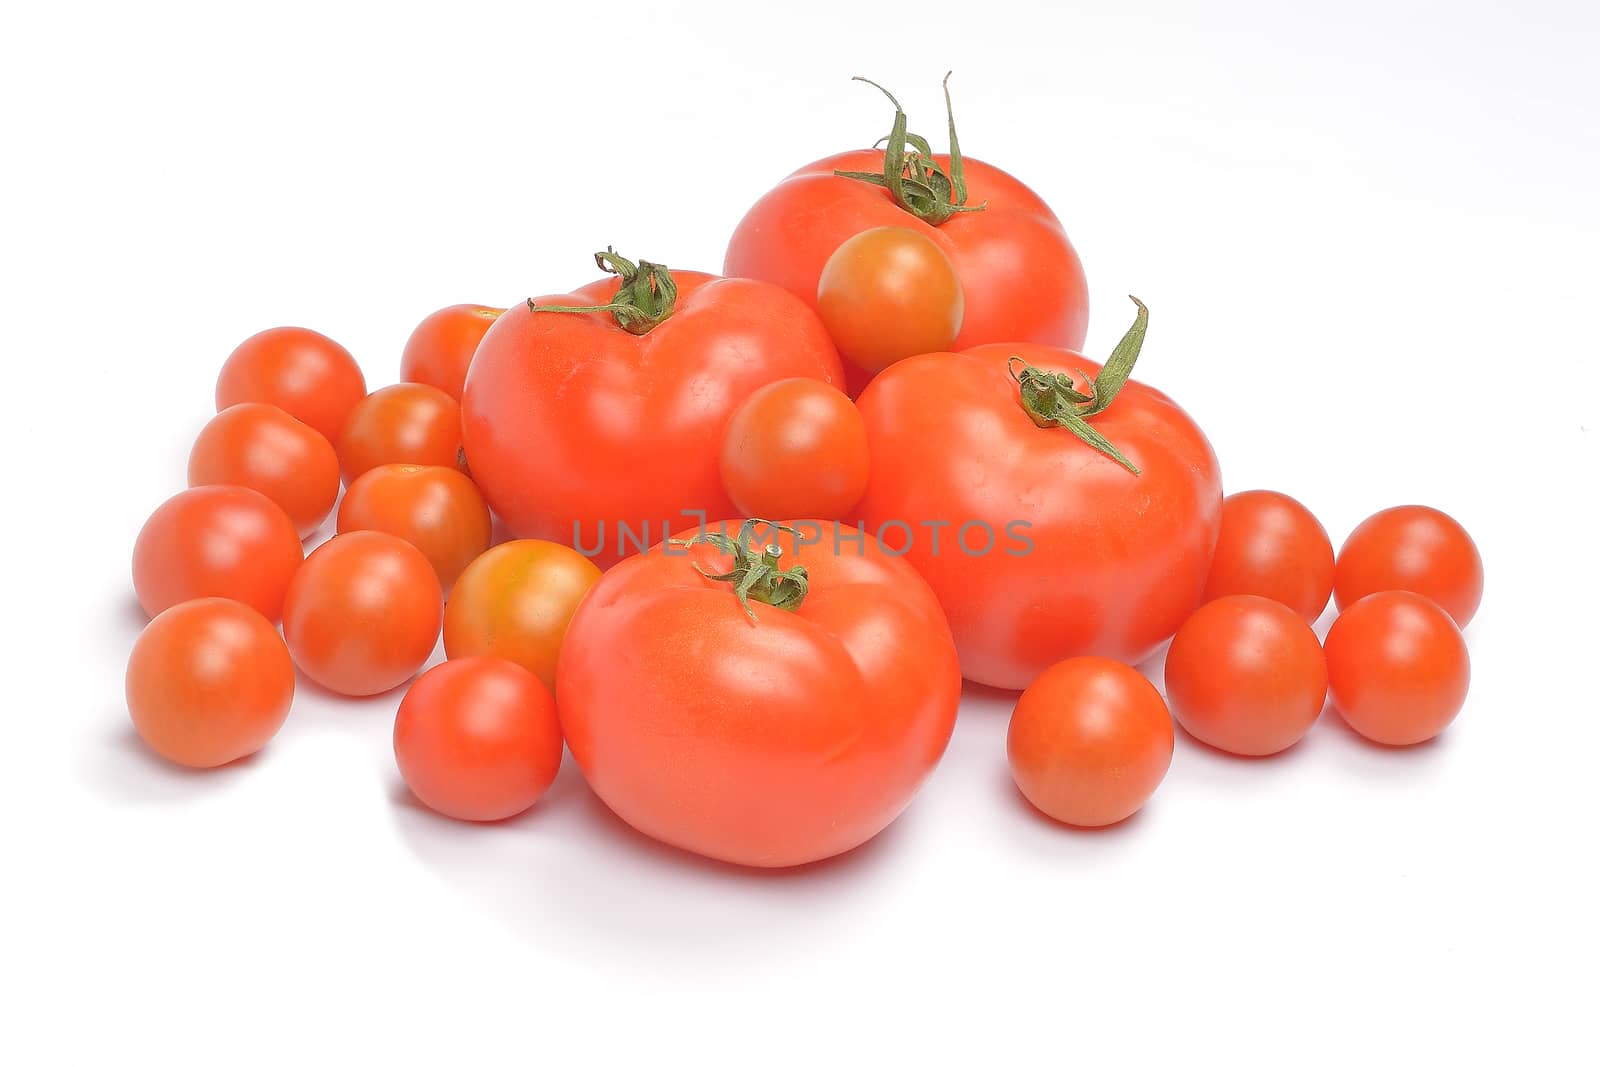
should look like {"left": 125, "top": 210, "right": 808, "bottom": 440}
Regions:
{"left": 443, "top": 540, "right": 601, "bottom": 692}
{"left": 1007, "top": 657, "right": 1174, "bottom": 828}
{"left": 132, "top": 486, "right": 303, "bottom": 621}
{"left": 215, "top": 326, "right": 367, "bottom": 442}
{"left": 1334, "top": 505, "right": 1483, "bottom": 627}
{"left": 336, "top": 383, "right": 465, "bottom": 486}
{"left": 1201, "top": 490, "right": 1334, "bottom": 623}
{"left": 719, "top": 378, "right": 869, "bottom": 520}
{"left": 400, "top": 304, "right": 504, "bottom": 401}
{"left": 282, "top": 531, "right": 443, "bottom": 696}
{"left": 187, "top": 402, "right": 341, "bottom": 537}
{"left": 1324, "top": 590, "right": 1470, "bottom": 746}
{"left": 815, "top": 227, "right": 964, "bottom": 375}
{"left": 337, "top": 464, "right": 490, "bottom": 592}
{"left": 126, "top": 598, "right": 295, "bottom": 768}
{"left": 1164, "top": 595, "right": 1328, "bottom": 756}
{"left": 393, "top": 657, "right": 563, "bottom": 822}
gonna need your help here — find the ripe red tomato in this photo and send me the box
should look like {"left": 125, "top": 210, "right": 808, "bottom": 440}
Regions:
{"left": 1334, "top": 505, "right": 1483, "bottom": 627}
{"left": 132, "top": 486, "right": 304, "bottom": 621}
{"left": 336, "top": 383, "right": 465, "bottom": 486}
{"left": 188, "top": 402, "right": 341, "bottom": 537}
{"left": 719, "top": 378, "right": 869, "bottom": 520}
{"left": 282, "top": 531, "right": 443, "bottom": 696}
{"left": 816, "top": 226, "right": 963, "bottom": 374}
{"left": 400, "top": 304, "right": 504, "bottom": 401}
{"left": 393, "top": 657, "right": 563, "bottom": 822}
{"left": 126, "top": 598, "right": 295, "bottom": 768}
{"left": 1324, "top": 590, "right": 1470, "bottom": 746}
{"left": 1164, "top": 595, "right": 1328, "bottom": 756}
{"left": 557, "top": 520, "right": 960, "bottom": 867}
{"left": 1007, "top": 657, "right": 1174, "bottom": 828}
{"left": 215, "top": 326, "right": 367, "bottom": 442}
{"left": 462, "top": 250, "right": 843, "bottom": 566}
{"left": 1202, "top": 490, "right": 1335, "bottom": 623}
{"left": 337, "top": 464, "right": 490, "bottom": 592}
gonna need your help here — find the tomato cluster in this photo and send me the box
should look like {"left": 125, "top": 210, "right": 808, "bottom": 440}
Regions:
{"left": 122, "top": 77, "right": 1483, "bottom": 865}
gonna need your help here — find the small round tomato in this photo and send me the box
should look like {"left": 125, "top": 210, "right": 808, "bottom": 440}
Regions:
{"left": 215, "top": 326, "right": 367, "bottom": 442}
{"left": 816, "top": 226, "right": 964, "bottom": 375}
{"left": 282, "top": 531, "right": 443, "bottom": 696}
{"left": 337, "top": 464, "right": 491, "bottom": 592}
{"left": 443, "top": 540, "right": 600, "bottom": 692}
{"left": 132, "top": 486, "right": 304, "bottom": 621}
{"left": 336, "top": 383, "right": 465, "bottom": 486}
{"left": 1202, "top": 490, "right": 1334, "bottom": 622}
{"left": 187, "top": 402, "right": 341, "bottom": 537}
{"left": 719, "top": 378, "right": 869, "bottom": 520}
{"left": 1164, "top": 595, "right": 1328, "bottom": 757}
{"left": 1334, "top": 505, "right": 1483, "bottom": 627}
{"left": 1007, "top": 657, "right": 1174, "bottom": 828}
{"left": 393, "top": 657, "right": 563, "bottom": 822}
{"left": 1324, "top": 590, "right": 1470, "bottom": 746}
{"left": 400, "top": 304, "right": 504, "bottom": 401}
{"left": 126, "top": 598, "right": 295, "bottom": 768}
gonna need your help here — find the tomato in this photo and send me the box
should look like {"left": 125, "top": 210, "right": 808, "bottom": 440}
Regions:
{"left": 132, "top": 485, "right": 304, "bottom": 621}
{"left": 187, "top": 402, "right": 341, "bottom": 537}
{"left": 462, "top": 250, "right": 843, "bottom": 566}
{"left": 394, "top": 657, "right": 563, "bottom": 822}
{"left": 443, "top": 539, "right": 601, "bottom": 692}
{"left": 126, "top": 598, "right": 295, "bottom": 768}
{"left": 1324, "top": 590, "right": 1470, "bottom": 746}
{"left": 853, "top": 302, "right": 1222, "bottom": 689}
{"left": 336, "top": 383, "right": 465, "bottom": 486}
{"left": 282, "top": 531, "right": 443, "bottom": 696}
{"left": 215, "top": 326, "right": 367, "bottom": 442}
{"left": 719, "top": 378, "right": 869, "bottom": 520}
{"left": 1164, "top": 595, "right": 1328, "bottom": 757}
{"left": 725, "top": 77, "right": 1088, "bottom": 365}
{"left": 1202, "top": 490, "right": 1335, "bottom": 623}
{"left": 1007, "top": 657, "right": 1174, "bottom": 828}
{"left": 337, "top": 464, "right": 491, "bottom": 592}
{"left": 557, "top": 519, "right": 960, "bottom": 868}
{"left": 1334, "top": 505, "right": 1483, "bottom": 627}
{"left": 815, "top": 226, "right": 963, "bottom": 374}
{"left": 400, "top": 304, "right": 504, "bottom": 401}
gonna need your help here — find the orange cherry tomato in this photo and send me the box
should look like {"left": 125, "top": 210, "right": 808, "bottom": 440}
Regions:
{"left": 132, "top": 485, "right": 304, "bottom": 621}
{"left": 719, "top": 378, "right": 870, "bottom": 520}
{"left": 400, "top": 304, "right": 504, "bottom": 401}
{"left": 336, "top": 464, "right": 491, "bottom": 592}
{"left": 215, "top": 326, "right": 367, "bottom": 442}
{"left": 282, "top": 531, "right": 443, "bottom": 696}
{"left": 393, "top": 657, "right": 563, "bottom": 821}
{"left": 336, "top": 383, "right": 465, "bottom": 486}
{"left": 1334, "top": 505, "right": 1484, "bottom": 627}
{"left": 1201, "top": 490, "right": 1335, "bottom": 623}
{"left": 126, "top": 598, "right": 295, "bottom": 768}
{"left": 187, "top": 402, "right": 341, "bottom": 537}
{"left": 816, "top": 226, "right": 964, "bottom": 375}
{"left": 1324, "top": 590, "right": 1470, "bottom": 746}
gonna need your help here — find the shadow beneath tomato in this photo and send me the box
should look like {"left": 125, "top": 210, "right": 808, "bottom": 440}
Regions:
{"left": 79, "top": 721, "right": 262, "bottom": 805}
{"left": 117, "top": 595, "right": 150, "bottom": 634}
{"left": 958, "top": 678, "right": 1019, "bottom": 712}
{"left": 1314, "top": 703, "right": 1451, "bottom": 780}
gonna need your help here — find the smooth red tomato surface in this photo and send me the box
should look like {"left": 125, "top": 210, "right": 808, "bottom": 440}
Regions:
{"left": 126, "top": 598, "right": 295, "bottom": 768}
{"left": 1202, "top": 490, "right": 1334, "bottom": 622}
{"left": 1007, "top": 657, "right": 1174, "bottom": 828}
{"left": 336, "top": 383, "right": 465, "bottom": 486}
{"left": 816, "top": 226, "right": 963, "bottom": 374}
{"left": 282, "top": 531, "right": 443, "bottom": 696}
{"left": 132, "top": 485, "right": 304, "bottom": 621}
{"left": 188, "top": 402, "right": 341, "bottom": 537}
{"left": 393, "top": 657, "right": 563, "bottom": 822}
{"left": 719, "top": 378, "right": 869, "bottom": 520}
{"left": 854, "top": 342, "right": 1222, "bottom": 689}
{"left": 1164, "top": 595, "right": 1328, "bottom": 756}
{"left": 400, "top": 304, "right": 504, "bottom": 401}
{"left": 1334, "top": 505, "right": 1483, "bottom": 627}
{"left": 215, "top": 326, "right": 367, "bottom": 442}
{"left": 337, "top": 464, "right": 490, "bottom": 592}
{"left": 1324, "top": 590, "right": 1470, "bottom": 746}
{"left": 557, "top": 521, "right": 960, "bottom": 868}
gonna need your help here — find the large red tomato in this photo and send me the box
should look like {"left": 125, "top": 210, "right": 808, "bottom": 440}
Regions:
{"left": 462, "top": 250, "right": 843, "bottom": 567}
{"left": 854, "top": 301, "right": 1222, "bottom": 689}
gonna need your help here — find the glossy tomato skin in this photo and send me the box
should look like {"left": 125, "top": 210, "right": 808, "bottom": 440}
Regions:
{"left": 132, "top": 485, "right": 304, "bottom": 621}
{"left": 336, "top": 464, "right": 491, "bottom": 592}
{"left": 462, "top": 272, "right": 843, "bottom": 566}
{"left": 400, "top": 304, "right": 504, "bottom": 401}
{"left": 1202, "top": 490, "right": 1334, "bottom": 623}
{"left": 336, "top": 383, "right": 465, "bottom": 486}
{"left": 854, "top": 343, "right": 1222, "bottom": 689}
{"left": 1324, "top": 590, "right": 1470, "bottom": 746}
{"left": 1334, "top": 505, "right": 1483, "bottom": 627}
{"left": 215, "top": 326, "right": 367, "bottom": 442}
{"left": 719, "top": 378, "right": 869, "bottom": 520}
{"left": 816, "top": 226, "right": 964, "bottom": 374}
{"left": 188, "top": 402, "right": 341, "bottom": 537}
{"left": 556, "top": 523, "right": 960, "bottom": 868}
{"left": 725, "top": 151, "right": 1087, "bottom": 354}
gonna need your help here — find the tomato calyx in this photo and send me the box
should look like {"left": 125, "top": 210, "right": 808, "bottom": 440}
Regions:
{"left": 1009, "top": 296, "right": 1150, "bottom": 475}
{"left": 527, "top": 248, "right": 678, "bottom": 336}
{"left": 834, "top": 73, "right": 987, "bottom": 226}
{"left": 671, "top": 519, "right": 810, "bottom": 623}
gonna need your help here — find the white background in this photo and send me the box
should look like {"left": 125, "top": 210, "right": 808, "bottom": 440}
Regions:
{"left": 5, "top": 1, "right": 1598, "bottom": 1063}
